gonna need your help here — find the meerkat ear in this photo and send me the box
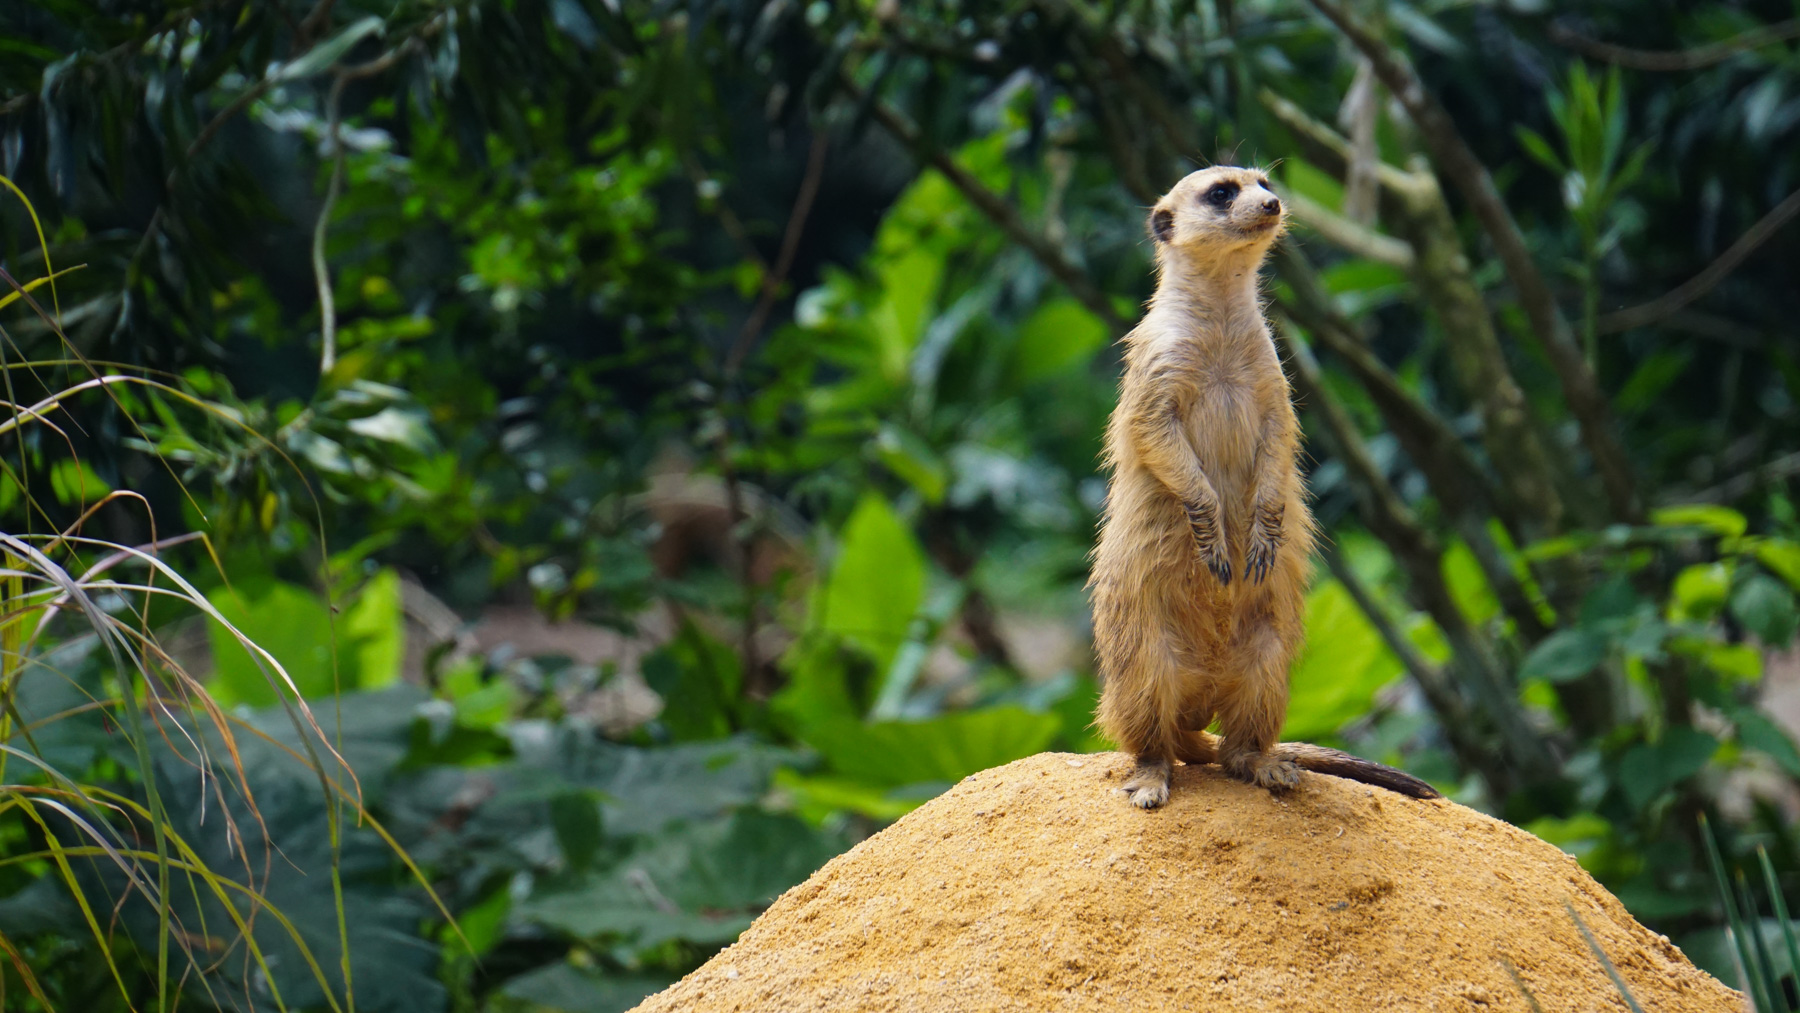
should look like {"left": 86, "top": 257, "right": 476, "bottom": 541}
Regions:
{"left": 1149, "top": 207, "right": 1175, "bottom": 244}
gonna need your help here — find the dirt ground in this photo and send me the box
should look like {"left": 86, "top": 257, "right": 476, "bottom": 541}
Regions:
{"left": 630, "top": 752, "right": 1740, "bottom": 1012}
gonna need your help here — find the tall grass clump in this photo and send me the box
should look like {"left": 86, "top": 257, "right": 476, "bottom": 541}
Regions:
{"left": 0, "top": 178, "right": 446, "bottom": 1012}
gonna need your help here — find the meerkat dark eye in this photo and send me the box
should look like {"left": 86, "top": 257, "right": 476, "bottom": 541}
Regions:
{"left": 1205, "top": 183, "right": 1239, "bottom": 208}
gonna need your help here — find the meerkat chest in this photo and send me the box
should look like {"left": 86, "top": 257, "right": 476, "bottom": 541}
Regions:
{"left": 1156, "top": 328, "right": 1275, "bottom": 420}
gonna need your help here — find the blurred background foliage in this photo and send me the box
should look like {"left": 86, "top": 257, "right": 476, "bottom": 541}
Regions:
{"left": 2, "top": 0, "right": 1800, "bottom": 1009}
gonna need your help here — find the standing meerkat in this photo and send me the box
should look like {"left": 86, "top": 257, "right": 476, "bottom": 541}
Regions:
{"left": 1089, "top": 166, "right": 1439, "bottom": 809}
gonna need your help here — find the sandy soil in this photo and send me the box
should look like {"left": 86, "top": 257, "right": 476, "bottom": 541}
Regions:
{"left": 630, "top": 752, "right": 1740, "bottom": 1012}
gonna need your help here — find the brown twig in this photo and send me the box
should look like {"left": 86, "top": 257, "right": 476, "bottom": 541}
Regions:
{"left": 723, "top": 133, "right": 830, "bottom": 377}
{"left": 1305, "top": 0, "right": 1641, "bottom": 523}
{"left": 297, "top": 0, "right": 341, "bottom": 47}
{"left": 1597, "top": 186, "right": 1800, "bottom": 334}
{"left": 1550, "top": 19, "right": 1800, "bottom": 72}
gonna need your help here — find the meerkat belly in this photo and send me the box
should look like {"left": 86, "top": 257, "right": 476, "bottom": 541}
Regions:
{"left": 1184, "top": 384, "right": 1262, "bottom": 518}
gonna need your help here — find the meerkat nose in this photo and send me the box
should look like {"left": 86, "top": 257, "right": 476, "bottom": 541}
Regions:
{"left": 1262, "top": 197, "right": 1281, "bottom": 214}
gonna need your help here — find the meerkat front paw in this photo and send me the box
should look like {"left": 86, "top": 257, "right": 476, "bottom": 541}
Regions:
{"left": 1122, "top": 757, "right": 1172, "bottom": 809}
{"left": 1185, "top": 500, "right": 1232, "bottom": 585}
{"left": 1244, "top": 501, "right": 1285, "bottom": 584}
{"left": 1244, "top": 535, "right": 1278, "bottom": 584}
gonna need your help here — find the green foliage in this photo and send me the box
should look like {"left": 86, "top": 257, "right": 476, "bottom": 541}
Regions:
{"left": 5, "top": 0, "right": 1800, "bottom": 1008}
{"left": 205, "top": 570, "right": 403, "bottom": 707}
{"left": 819, "top": 494, "right": 926, "bottom": 672}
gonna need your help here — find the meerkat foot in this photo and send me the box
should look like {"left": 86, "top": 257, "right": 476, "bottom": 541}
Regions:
{"left": 1122, "top": 757, "right": 1172, "bottom": 809}
{"left": 1226, "top": 752, "right": 1301, "bottom": 793}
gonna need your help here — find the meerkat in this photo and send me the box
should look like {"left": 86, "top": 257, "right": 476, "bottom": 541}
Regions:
{"left": 1089, "top": 166, "right": 1439, "bottom": 809}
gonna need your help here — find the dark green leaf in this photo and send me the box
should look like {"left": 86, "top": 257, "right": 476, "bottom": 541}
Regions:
{"left": 1731, "top": 574, "right": 1798, "bottom": 647}
{"left": 1619, "top": 727, "right": 1719, "bottom": 810}
{"left": 1519, "top": 629, "right": 1608, "bottom": 683}
{"left": 1735, "top": 710, "right": 1800, "bottom": 779}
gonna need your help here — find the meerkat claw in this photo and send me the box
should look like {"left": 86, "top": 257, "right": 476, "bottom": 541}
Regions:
{"left": 1122, "top": 758, "right": 1172, "bottom": 809}
{"left": 1244, "top": 541, "right": 1275, "bottom": 584}
{"left": 1125, "top": 781, "right": 1170, "bottom": 808}
{"left": 1198, "top": 543, "right": 1232, "bottom": 585}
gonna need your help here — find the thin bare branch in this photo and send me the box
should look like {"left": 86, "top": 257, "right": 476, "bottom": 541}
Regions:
{"left": 1281, "top": 191, "right": 1415, "bottom": 268}
{"left": 848, "top": 75, "right": 1128, "bottom": 334}
{"left": 1550, "top": 19, "right": 1800, "bottom": 72}
{"left": 725, "top": 133, "right": 831, "bottom": 376}
{"left": 1305, "top": 0, "right": 1641, "bottom": 522}
{"left": 1319, "top": 548, "right": 1474, "bottom": 740}
{"left": 1597, "top": 186, "right": 1800, "bottom": 334}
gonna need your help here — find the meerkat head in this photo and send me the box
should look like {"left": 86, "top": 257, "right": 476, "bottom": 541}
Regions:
{"left": 1147, "top": 166, "right": 1286, "bottom": 273}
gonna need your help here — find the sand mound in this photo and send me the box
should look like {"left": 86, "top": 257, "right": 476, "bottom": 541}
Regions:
{"left": 630, "top": 753, "right": 1738, "bottom": 1012}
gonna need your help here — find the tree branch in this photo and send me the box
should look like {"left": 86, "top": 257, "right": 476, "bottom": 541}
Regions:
{"left": 1276, "top": 251, "right": 1548, "bottom": 643}
{"left": 848, "top": 74, "right": 1129, "bottom": 334}
{"left": 1282, "top": 191, "right": 1415, "bottom": 268}
{"left": 1596, "top": 185, "right": 1800, "bottom": 335}
{"left": 1550, "top": 19, "right": 1800, "bottom": 72}
{"left": 1305, "top": 0, "right": 1641, "bottom": 523}
{"left": 1281, "top": 323, "right": 1558, "bottom": 787}
{"left": 1263, "top": 91, "right": 1573, "bottom": 535}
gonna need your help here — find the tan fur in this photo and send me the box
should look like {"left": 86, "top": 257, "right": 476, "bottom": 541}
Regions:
{"left": 1089, "top": 167, "right": 1437, "bottom": 808}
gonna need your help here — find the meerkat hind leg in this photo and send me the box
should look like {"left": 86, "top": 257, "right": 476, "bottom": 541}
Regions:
{"left": 1218, "top": 625, "right": 1300, "bottom": 793}
{"left": 1122, "top": 755, "right": 1173, "bottom": 809}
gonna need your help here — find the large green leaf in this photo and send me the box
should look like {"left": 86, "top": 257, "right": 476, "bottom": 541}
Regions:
{"left": 1008, "top": 297, "right": 1107, "bottom": 385}
{"left": 802, "top": 706, "right": 1061, "bottom": 787}
{"left": 1651, "top": 504, "right": 1747, "bottom": 538}
{"left": 516, "top": 809, "right": 841, "bottom": 949}
{"left": 1440, "top": 540, "right": 1501, "bottom": 628}
{"left": 1671, "top": 562, "right": 1733, "bottom": 620}
{"left": 819, "top": 494, "right": 927, "bottom": 671}
{"left": 1287, "top": 579, "right": 1405, "bottom": 741}
{"left": 344, "top": 567, "right": 404, "bottom": 690}
{"left": 205, "top": 572, "right": 403, "bottom": 706}
{"left": 868, "top": 248, "right": 943, "bottom": 381}
{"left": 510, "top": 728, "right": 798, "bottom": 837}
{"left": 1735, "top": 709, "right": 1800, "bottom": 779}
{"left": 641, "top": 621, "right": 742, "bottom": 741}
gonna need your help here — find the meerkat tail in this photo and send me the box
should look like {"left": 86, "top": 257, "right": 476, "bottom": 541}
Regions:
{"left": 1273, "top": 743, "right": 1441, "bottom": 799}
{"left": 1175, "top": 730, "right": 1439, "bottom": 799}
